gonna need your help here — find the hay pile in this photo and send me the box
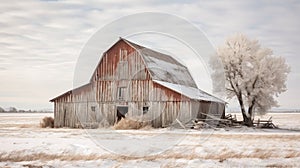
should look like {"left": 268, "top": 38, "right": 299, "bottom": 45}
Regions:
{"left": 40, "top": 117, "right": 54, "bottom": 128}
{"left": 113, "top": 118, "right": 151, "bottom": 130}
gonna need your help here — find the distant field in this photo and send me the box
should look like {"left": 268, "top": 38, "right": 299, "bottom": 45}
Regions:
{"left": 230, "top": 112, "right": 300, "bottom": 129}
{"left": 0, "top": 113, "right": 300, "bottom": 167}
{"left": 0, "top": 113, "right": 53, "bottom": 128}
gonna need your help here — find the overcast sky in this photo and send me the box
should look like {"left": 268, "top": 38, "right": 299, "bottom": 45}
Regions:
{"left": 0, "top": 0, "right": 299, "bottom": 110}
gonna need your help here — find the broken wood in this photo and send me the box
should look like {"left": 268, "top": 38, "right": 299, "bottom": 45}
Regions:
{"left": 253, "top": 117, "right": 278, "bottom": 129}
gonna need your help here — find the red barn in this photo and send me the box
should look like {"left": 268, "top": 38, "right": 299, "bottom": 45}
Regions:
{"left": 50, "top": 38, "right": 225, "bottom": 128}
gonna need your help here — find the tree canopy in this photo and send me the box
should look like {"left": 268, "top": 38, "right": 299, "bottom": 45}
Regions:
{"left": 211, "top": 34, "right": 290, "bottom": 126}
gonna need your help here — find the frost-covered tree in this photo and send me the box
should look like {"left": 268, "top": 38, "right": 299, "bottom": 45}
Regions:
{"left": 211, "top": 34, "right": 290, "bottom": 126}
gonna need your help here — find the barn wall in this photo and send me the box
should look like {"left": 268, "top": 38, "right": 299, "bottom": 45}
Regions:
{"left": 190, "top": 100, "right": 225, "bottom": 126}
{"left": 54, "top": 93, "right": 75, "bottom": 128}
{"left": 54, "top": 83, "right": 95, "bottom": 128}
{"left": 90, "top": 40, "right": 151, "bottom": 82}
{"left": 94, "top": 78, "right": 190, "bottom": 128}
{"left": 53, "top": 79, "right": 191, "bottom": 128}
{"left": 206, "top": 102, "right": 225, "bottom": 126}
{"left": 190, "top": 100, "right": 210, "bottom": 120}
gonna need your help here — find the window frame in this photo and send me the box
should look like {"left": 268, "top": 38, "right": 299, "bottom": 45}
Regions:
{"left": 117, "top": 87, "right": 126, "bottom": 100}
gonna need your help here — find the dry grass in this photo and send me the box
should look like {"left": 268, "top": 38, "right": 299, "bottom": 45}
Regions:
{"left": 1, "top": 147, "right": 300, "bottom": 163}
{"left": 40, "top": 117, "right": 54, "bottom": 128}
{"left": 204, "top": 148, "right": 279, "bottom": 160}
{"left": 19, "top": 124, "right": 37, "bottom": 128}
{"left": 0, "top": 151, "right": 105, "bottom": 162}
{"left": 22, "top": 164, "right": 45, "bottom": 168}
{"left": 161, "top": 162, "right": 187, "bottom": 168}
{"left": 284, "top": 151, "right": 300, "bottom": 158}
{"left": 208, "top": 134, "right": 300, "bottom": 142}
{"left": 204, "top": 148, "right": 300, "bottom": 161}
{"left": 0, "top": 151, "right": 197, "bottom": 162}
{"left": 0, "top": 124, "right": 37, "bottom": 128}
{"left": 113, "top": 118, "right": 151, "bottom": 130}
{"left": 266, "top": 164, "right": 293, "bottom": 168}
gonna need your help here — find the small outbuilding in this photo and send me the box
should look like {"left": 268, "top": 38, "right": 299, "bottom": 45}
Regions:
{"left": 50, "top": 38, "right": 225, "bottom": 128}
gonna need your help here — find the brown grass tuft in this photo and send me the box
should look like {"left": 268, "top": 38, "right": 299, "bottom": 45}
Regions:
{"left": 113, "top": 118, "right": 151, "bottom": 130}
{"left": 22, "top": 164, "right": 44, "bottom": 168}
{"left": 19, "top": 124, "right": 36, "bottom": 128}
{"left": 285, "top": 151, "right": 300, "bottom": 158}
{"left": 40, "top": 117, "right": 54, "bottom": 128}
{"left": 266, "top": 164, "right": 292, "bottom": 168}
{"left": 161, "top": 162, "right": 187, "bottom": 168}
{"left": 203, "top": 148, "right": 281, "bottom": 160}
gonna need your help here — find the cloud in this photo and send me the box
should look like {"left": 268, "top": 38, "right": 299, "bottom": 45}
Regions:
{"left": 0, "top": 67, "right": 7, "bottom": 71}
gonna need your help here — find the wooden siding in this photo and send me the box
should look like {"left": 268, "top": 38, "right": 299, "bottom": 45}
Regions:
{"left": 90, "top": 40, "right": 150, "bottom": 82}
{"left": 53, "top": 80, "right": 192, "bottom": 128}
{"left": 190, "top": 100, "right": 225, "bottom": 126}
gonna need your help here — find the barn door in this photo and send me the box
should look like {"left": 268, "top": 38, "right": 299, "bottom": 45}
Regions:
{"left": 116, "top": 106, "right": 128, "bottom": 122}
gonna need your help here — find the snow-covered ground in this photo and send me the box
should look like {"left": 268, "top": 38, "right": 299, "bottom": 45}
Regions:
{"left": 0, "top": 113, "right": 300, "bottom": 167}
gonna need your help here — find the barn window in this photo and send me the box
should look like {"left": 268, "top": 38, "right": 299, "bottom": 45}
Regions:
{"left": 143, "top": 106, "right": 149, "bottom": 114}
{"left": 91, "top": 106, "right": 96, "bottom": 112}
{"left": 117, "top": 87, "right": 126, "bottom": 100}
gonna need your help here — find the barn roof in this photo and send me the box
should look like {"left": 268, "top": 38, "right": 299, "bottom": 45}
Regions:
{"left": 122, "top": 38, "right": 198, "bottom": 88}
{"left": 153, "top": 80, "right": 225, "bottom": 103}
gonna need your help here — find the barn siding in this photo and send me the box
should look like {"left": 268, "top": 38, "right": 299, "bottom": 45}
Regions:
{"left": 53, "top": 79, "right": 190, "bottom": 128}
{"left": 189, "top": 100, "right": 225, "bottom": 126}
{"left": 90, "top": 41, "right": 150, "bottom": 82}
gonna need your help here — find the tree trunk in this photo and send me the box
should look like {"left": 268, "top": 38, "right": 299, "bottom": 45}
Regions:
{"left": 246, "top": 101, "right": 255, "bottom": 127}
{"left": 241, "top": 109, "right": 253, "bottom": 126}
{"left": 243, "top": 115, "right": 253, "bottom": 127}
{"left": 237, "top": 93, "right": 253, "bottom": 127}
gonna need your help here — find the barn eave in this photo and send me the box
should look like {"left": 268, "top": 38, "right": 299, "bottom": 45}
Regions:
{"left": 49, "top": 83, "right": 91, "bottom": 102}
{"left": 153, "top": 80, "right": 225, "bottom": 103}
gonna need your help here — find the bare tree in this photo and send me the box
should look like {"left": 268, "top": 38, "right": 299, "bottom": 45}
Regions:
{"left": 211, "top": 34, "right": 290, "bottom": 126}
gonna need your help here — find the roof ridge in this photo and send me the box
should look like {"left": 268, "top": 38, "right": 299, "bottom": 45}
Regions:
{"left": 122, "top": 38, "right": 187, "bottom": 68}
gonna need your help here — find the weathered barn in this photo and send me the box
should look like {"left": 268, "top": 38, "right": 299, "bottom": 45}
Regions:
{"left": 50, "top": 38, "right": 225, "bottom": 128}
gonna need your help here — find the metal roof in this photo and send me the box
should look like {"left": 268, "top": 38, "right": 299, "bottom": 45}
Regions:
{"left": 153, "top": 80, "right": 225, "bottom": 103}
{"left": 123, "top": 39, "right": 198, "bottom": 88}
{"left": 50, "top": 83, "right": 91, "bottom": 102}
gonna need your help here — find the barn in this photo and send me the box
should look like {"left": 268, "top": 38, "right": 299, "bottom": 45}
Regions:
{"left": 50, "top": 38, "right": 225, "bottom": 128}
